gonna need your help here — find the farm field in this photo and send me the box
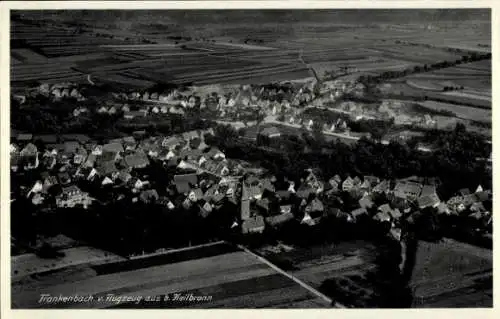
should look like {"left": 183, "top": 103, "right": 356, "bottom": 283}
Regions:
{"left": 260, "top": 241, "right": 383, "bottom": 307}
{"left": 11, "top": 12, "right": 491, "bottom": 92}
{"left": 419, "top": 101, "right": 491, "bottom": 123}
{"left": 409, "top": 239, "right": 492, "bottom": 308}
{"left": 12, "top": 246, "right": 126, "bottom": 280}
{"left": 12, "top": 242, "right": 331, "bottom": 309}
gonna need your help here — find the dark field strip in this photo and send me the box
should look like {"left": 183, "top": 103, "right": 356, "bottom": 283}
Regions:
{"left": 109, "top": 273, "right": 310, "bottom": 309}
{"left": 92, "top": 242, "right": 239, "bottom": 276}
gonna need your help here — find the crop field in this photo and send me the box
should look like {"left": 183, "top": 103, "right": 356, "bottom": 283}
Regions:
{"left": 12, "top": 246, "right": 125, "bottom": 280}
{"left": 420, "top": 101, "right": 491, "bottom": 123}
{"left": 10, "top": 13, "right": 491, "bottom": 92}
{"left": 410, "top": 239, "right": 492, "bottom": 308}
{"left": 260, "top": 241, "right": 380, "bottom": 307}
{"left": 12, "top": 242, "right": 330, "bottom": 309}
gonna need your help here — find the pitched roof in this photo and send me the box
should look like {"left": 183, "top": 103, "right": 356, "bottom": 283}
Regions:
{"left": 63, "top": 141, "right": 80, "bottom": 154}
{"left": 124, "top": 152, "right": 150, "bottom": 168}
{"left": 265, "top": 212, "right": 294, "bottom": 227}
{"left": 307, "top": 198, "right": 324, "bottom": 212}
{"left": 102, "top": 142, "right": 124, "bottom": 153}
{"left": 174, "top": 173, "right": 198, "bottom": 194}
{"left": 140, "top": 189, "right": 159, "bottom": 203}
{"left": 260, "top": 126, "right": 281, "bottom": 137}
{"left": 60, "top": 134, "right": 90, "bottom": 143}
{"left": 17, "top": 133, "right": 33, "bottom": 141}
{"left": 420, "top": 185, "right": 437, "bottom": 197}
{"left": 359, "top": 196, "right": 374, "bottom": 209}
{"left": 96, "top": 162, "right": 118, "bottom": 176}
{"left": 350, "top": 207, "right": 368, "bottom": 218}
{"left": 35, "top": 135, "right": 58, "bottom": 144}
{"left": 242, "top": 215, "right": 265, "bottom": 233}
{"left": 20, "top": 143, "right": 38, "bottom": 156}
{"left": 418, "top": 193, "right": 441, "bottom": 208}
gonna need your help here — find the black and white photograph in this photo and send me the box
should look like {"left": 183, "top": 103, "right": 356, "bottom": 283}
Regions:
{"left": 5, "top": 5, "right": 493, "bottom": 310}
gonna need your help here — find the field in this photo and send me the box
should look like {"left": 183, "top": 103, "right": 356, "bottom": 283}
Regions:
{"left": 12, "top": 246, "right": 126, "bottom": 280}
{"left": 409, "top": 239, "right": 492, "bottom": 308}
{"left": 419, "top": 101, "right": 491, "bottom": 123}
{"left": 12, "top": 242, "right": 331, "bottom": 309}
{"left": 11, "top": 12, "right": 491, "bottom": 92}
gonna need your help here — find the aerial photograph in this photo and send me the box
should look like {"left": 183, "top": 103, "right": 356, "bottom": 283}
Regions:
{"left": 9, "top": 9, "right": 492, "bottom": 309}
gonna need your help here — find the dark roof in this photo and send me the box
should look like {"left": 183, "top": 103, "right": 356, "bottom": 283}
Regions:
{"left": 174, "top": 174, "right": 198, "bottom": 193}
{"left": 242, "top": 215, "right": 265, "bottom": 233}
{"left": 60, "top": 134, "right": 90, "bottom": 143}
{"left": 350, "top": 207, "right": 368, "bottom": 218}
{"left": 140, "top": 189, "right": 159, "bottom": 203}
{"left": 260, "top": 126, "right": 281, "bottom": 137}
{"left": 97, "top": 162, "right": 118, "bottom": 176}
{"left": 418, "top": 193, "right": 441, "bottom": 208}
{"left": 459, "top": 188, "right": 471, "bottom": 196}
{"left": 17, "top": 133, "right": 33, "bottom": 142}
{"left": 265, "top": 212, "right": 294, "bottom": 227}
{"left": 35, "top": 135, "right": 58, "bottom": 144}
{"left": 102, "top": 142, "right": 124, "bottom": 153}
{"left": 63, "top": 141, "right": 80, "bottom": 154}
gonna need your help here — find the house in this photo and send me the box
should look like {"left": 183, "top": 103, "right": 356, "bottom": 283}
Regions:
{"left": 350, "top": 207, "right": 368, "bottom": 221}
{"left": 417, "top": 193, "right": 441, "bottom": 209}
{"left": 279, "top": 204, "right": 292, "bottom": 214}
{"left": 117, "top": 170, "right": 132, "bottom": 184}
{"left": 198, "top": 200, "right": 213, "bottom": 218}
{"left": 459, "top": 188, "right": 471, "bottom": 196}
{"left": 140, "top": 189, "right": 159, "bottom": 204}
{"left": 35, "top": 134, "right": 58, "bottom": 144}
{"left": 28, "top": 180, "right": 43, "bottom": 196}
{"left": 259, "top": 126, "right": 281, "bottom": 139}
{"left": 56, "top": 185, "right": 92, "bottom": 208}
{"left": 82, "top": 154, "right": 97, "bottom": 168}
{"left": 242, "top": 215, "right": 265, "bottom": 234}
{"left": 102, "top": 176, "right": 114, "bottom": 186}
{"left": 17, "top": 133, "right": 33, "bottom": 143}
{"left": 97, "top": 106, "right": 109, "bottom": 114}
{"left": 122, "top": 136, "right": 137, "bottom": 150}
{"left": 359, "top": 196, "right": 374, "bottom": 210}
{"left": 102, "top": 142, "right": 124, "bottom": 154}
{"left": 131, "top": 178, "right": 149, "bottom": 190}
{"left": 31, "top": 193, "right": 45, "bottom": 205}
{"left": 266, "top": 212, "right": 294, "bottom": 228}
{"left": 161, "top": 136, "right": 181, "bottom": 150}
{"left": 373, "top": 210, "right": 391, "bottom": 223}
{"left": 19, "top": 143, "right": 39, "bottom": 169}
{"left": 188, "top": 188, "right": 204, "bottom": 202}
{"left": 57, "top": 172, "right": 72, "bottom": 185}
{"left": 124, "top": 152, "right": 150, "bottom": 169}
{"left": 42, "top": 175, "right": 58, "bottom": 193}
{"left": 394, "top": 181, "right": 422, "bottom": 200}
{"left": 96, "top": 162, "right": 119, "bottom": 178}
{"left": 174, "top": 174, "right": 198, "bottom": 194}
{"left": 305, "top": 198, "right": 324, "bottom": 214}
{"left": 342, "top": 177, "right": 354, "bottom": 192}
{"left": 124, "top": 110, "right": 148, "bottom": 119}
{"left": 73, "top": 147, "right": 88, "bottom": 165}
{"left": 373, "top": 180, "right": 391, "bottom": 194}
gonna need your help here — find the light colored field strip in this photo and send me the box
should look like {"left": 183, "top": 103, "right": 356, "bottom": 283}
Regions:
{"left": 236, "top": 244, "right": 345, "bottom": 308}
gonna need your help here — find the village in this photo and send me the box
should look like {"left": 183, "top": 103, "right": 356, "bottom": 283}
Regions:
{"left": 14, "top": 75, "right": 445, "bottom": 144}
{"left": 10, "top": 114, "right": 492, "bottom": 254}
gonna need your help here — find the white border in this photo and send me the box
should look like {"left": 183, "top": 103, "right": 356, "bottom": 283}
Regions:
{"left": 1, "top": 1, "right": 497, "bottom": 319}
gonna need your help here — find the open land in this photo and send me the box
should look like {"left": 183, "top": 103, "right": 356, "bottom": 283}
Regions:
{"left": 12, "top": 242, "right": 331, "bottom": 309}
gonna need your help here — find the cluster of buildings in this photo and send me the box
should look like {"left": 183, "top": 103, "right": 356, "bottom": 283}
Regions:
{"left": 36, "top": 83, "right": 85, "bottom": 101}
{"left": 10, "top": 122, "right": 492, "bottom": 243}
